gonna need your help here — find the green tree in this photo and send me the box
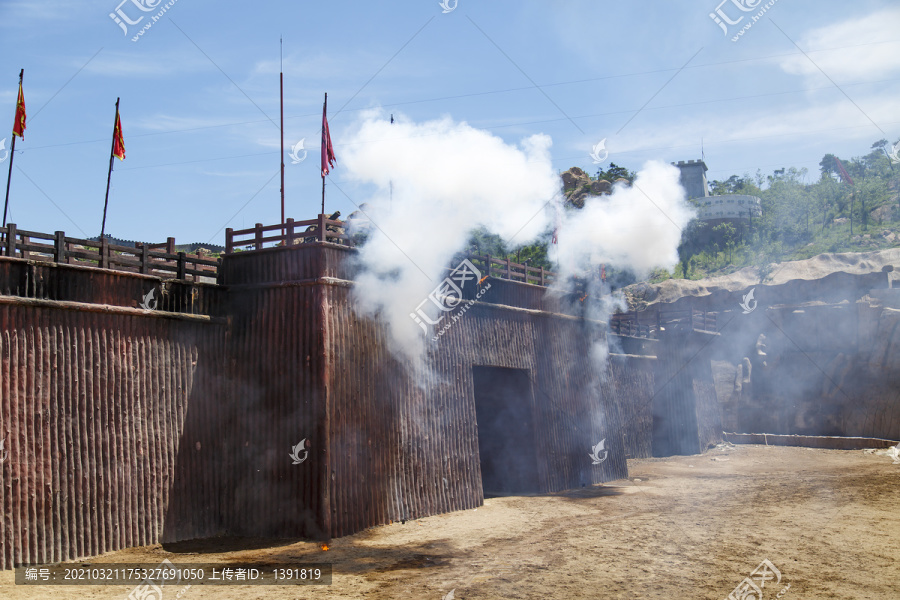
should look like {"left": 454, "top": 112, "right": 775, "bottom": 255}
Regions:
{"left": 677, "top": 220, "right": 709, "bottom": 277}
{"left": 595, "top": 163, "right": 634, "bottom": 183}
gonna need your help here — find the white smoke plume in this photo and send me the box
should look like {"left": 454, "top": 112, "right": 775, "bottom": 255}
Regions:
{"left": 551, "top": 161, "right": 695, "bottom": 370}
{"left": 340, "top": 112, "right": 694, "bottom": 371}
{"left": 552, "top": 161, "right": 694, "bottom": 281}
{"left": 340, "top": 111, "right": 558, "bottom": 365}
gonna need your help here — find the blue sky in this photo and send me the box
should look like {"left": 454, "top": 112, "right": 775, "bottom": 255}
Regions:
{"left": 0, "top": 0, "right": 897, "bottom": 245}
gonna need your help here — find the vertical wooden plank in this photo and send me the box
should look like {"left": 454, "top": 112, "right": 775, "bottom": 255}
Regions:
{"left": 23, "top": 308, "right": 38, "bottom": 565}
{"left": 102, "top": 323, "right": 118, "bottom": 554}
{"left": 49, "top": 314, "right": 63, "bottom": 564}
{"left": 146, "top": 319, "right": 160, "bottom": 545}
{"left": 88, "top": 320, "right": 103, "bottom": 557}
{"left": 107, "top": 316, "right": 121, "bottom": 552}
{"left": 38, "top": 309, "right": 52, "bottom": 564}
{"left": 134, "top": 319, "right": 147, "bottom": 548}
{"left": 20, "top": 312, "right": 34, "bottom": 566}
{"left": 72, "top": 310, "right": 86, "bottom": 560}
{"left": 0, "top": 314, "right": 12, "bottom": 569}
{"left": 5, "top": 224, "right": 16, "bottom": 257}
{"left": 62, "top": 313, "right": 76, "bottom": 563}
{"left": 9, "top": 314, "right": 21, "bottom": 567}
{"left": 123, "top": 315, "right": 136, "bottom": 551}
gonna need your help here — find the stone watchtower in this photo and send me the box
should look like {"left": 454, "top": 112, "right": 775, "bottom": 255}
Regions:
{"left": 672, "top": 159, "right": 709, "bottom": 200}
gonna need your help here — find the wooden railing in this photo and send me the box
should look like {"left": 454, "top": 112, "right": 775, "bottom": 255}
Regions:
{"left": 0, "top": 224, "right": 219, "bottom": 281}
{"left": 224, "top": 217, "right": 560, "bottom": 286}
{"left": 611, "top": 308, "right": 718, "bottom": 339}
{"left": 610, "top": 312, "right": 659, "bottom": 338}
{"left": 455, "top": 253, "right": 556, "bottom": 287}
{"left": 225, "top": 216, "right": 349, "bottom": 252}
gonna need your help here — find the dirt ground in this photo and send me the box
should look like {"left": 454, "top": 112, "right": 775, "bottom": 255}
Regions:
{"left": 2, "top": 444, "right": 898, "bottom": 600}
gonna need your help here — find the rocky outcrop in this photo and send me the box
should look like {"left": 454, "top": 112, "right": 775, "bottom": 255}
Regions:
{"left": 623, "top": 248, "right": 900, "bottom": 311}
{"left": 560, "top": 167, "right": 614, "bottom": 208}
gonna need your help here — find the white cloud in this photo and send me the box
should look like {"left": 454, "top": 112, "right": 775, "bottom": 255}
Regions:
{"left": 82, "top": 53, "right": 186, "bottom": 78}
{"left": 606, "top": 85, "right": 899, "bottom": 161}
{"left": 778, "top": 7, "right": 900, "bottom": 81}
{"left": 0, "top": 0, "right": 94, "bottom": 23}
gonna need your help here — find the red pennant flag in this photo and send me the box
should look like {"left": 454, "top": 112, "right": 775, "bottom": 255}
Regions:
{"left": 834, "top": 157, "right": 853, "bottom": 186}
{"left": 321, "top": 101, "right": 335, "bottom": 177}
{"left": 12, "top": 78, "right": 25, "bottom": 138}
{"left": 112, "top": 107, "right": 125, "bottom": 160}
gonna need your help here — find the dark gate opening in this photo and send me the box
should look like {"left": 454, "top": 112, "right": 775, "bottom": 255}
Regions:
{"left": 472, "top": 366, "right": 540, "bottom": 496}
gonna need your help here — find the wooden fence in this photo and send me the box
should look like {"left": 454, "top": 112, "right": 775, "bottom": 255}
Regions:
{"left": 610, "top": 308, "right": 718, "bottom": 339}
{"left": 457, "top": 253, "right": 556, "bottom": 287}
{"left": 3, "top": 217, "right": 564, "bottom": 288}
{"left": 227, "top": 218, "right": 560, "bottom": 287}
{"left": 225, "top": 216, "right": 349, "bottom": 252}
{"left": 0, "top": 224, "right": 219, "bottom": 281}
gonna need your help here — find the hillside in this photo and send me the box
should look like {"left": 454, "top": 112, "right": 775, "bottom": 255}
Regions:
{"left": 622, "top": 248, "right": 900, "bottom": 310}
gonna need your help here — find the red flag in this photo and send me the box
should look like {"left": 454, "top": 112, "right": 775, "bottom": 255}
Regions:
{"left": 12, "top": 78, "right": 25, "bottom": 138}
{"left": 834, "top": 157, "right": 853, "bottom": 186}
{"left": 112, "top": 107, "right": 125, "bottom": 160}
{"left": 321, "top": 102, "right": 335, "bottom": 177}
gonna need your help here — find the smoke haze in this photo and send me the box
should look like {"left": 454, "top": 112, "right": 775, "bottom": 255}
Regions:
{"left": 341, "top": 111, "right": 558, "bottom": 364}
{"left": 552, "top": 161, "right": 694, "bottom": 281}
{"left": 341, "top": 112, "right": 694, "bottom": 368}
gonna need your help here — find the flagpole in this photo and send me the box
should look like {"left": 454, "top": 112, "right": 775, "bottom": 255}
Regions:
{"left": 3, "top": 69, "right": 24, "bottom": 229}
{"left": 2, "top": 135, "right": 16, "bottom": 229}
{"left": 321, "top": 92, "right": 327, "bottom": 216}
{"left": 280, "top": 37, "right": 285, "bottom": 232}
{"left": 389, "top": 114, "right": 393, "bottom": 210}
{"left": 100, "top": 97, "right": 120, "bottom": 240}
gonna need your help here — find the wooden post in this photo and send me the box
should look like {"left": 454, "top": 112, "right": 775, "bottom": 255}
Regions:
{"left": 5, "top": 224, "right": 15, "bottom": 257}
{"left": 286, "top": 218, "right": 295, "bottom": 246}
{"left": 318, "top": 214, "right": 326, "bottom": 242}
{"left": 485, "top": 254, "right": 491, "bottom": 279}
{"left": 177, "top": 251, "right": 186, "bottom": 280}
{"left": 540, "top": 266, "right": 545, "bottom": 287}
{"left": 100, "top": 236, "right": 109, "bottom": 269}
{"left": 225, "top": 228, "right": 234, "bottom": 254}
{"left": 140, "top": 243, "right": 150, "bottom": 274}
{"left": 21, "top": 235, "right": 29, "bottom": 260}
{"left": 506, "top": 257, "right": 511, "bottom": 280}
{"left": 166, "top": 237, "right": 175, "bottom": 255}
{"left": 54, "top": 231, "right": 66, "bottom": 264}
{"left": 254, "top": 223, "right": 263, "bottom": 250}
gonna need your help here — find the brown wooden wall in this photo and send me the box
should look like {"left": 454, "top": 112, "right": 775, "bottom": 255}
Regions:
{"left": 221, "top": 282, "right": 330, "bottom": 540}
{"left": 651, "top": 331, "right": 724, "bottom": 457}
{"left": 0, "top": 300, "right": 227, "bottom": 570}
{"left": 320, "top": 272, "right": 629, "bottom": 538}
{"left": 607, "top": 354, "right": 657, "bottom": 459}
{"left": 0, "top": 241, "right": 716, "bottom": 569}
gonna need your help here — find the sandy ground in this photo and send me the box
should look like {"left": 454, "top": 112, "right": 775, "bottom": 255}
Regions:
{"left": 2, "top": 444, "right": 898, "bottom": 600}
